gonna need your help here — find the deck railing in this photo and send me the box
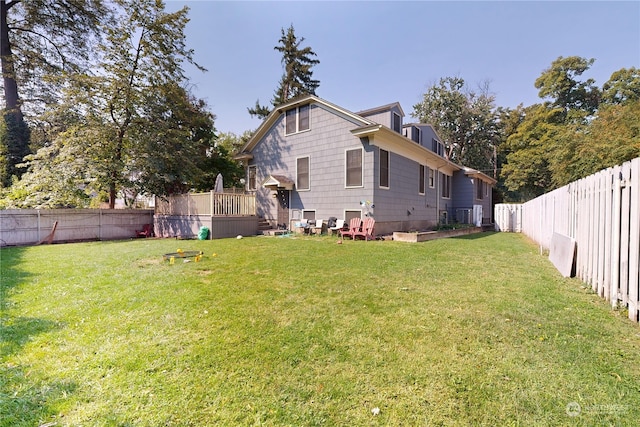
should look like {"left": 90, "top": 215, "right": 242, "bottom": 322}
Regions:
{"left": 155, "top": 191, "right": 256, "bottom": 216}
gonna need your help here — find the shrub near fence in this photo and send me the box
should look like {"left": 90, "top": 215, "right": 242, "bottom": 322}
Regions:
{"left": 0, "top": 209, "right": 154, "bottom": 247}
{"left": 497, "top": 157, "right": 640, "bottom": 324}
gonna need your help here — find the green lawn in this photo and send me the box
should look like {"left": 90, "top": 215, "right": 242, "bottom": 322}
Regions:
{"left": 1, "top": 232, "right": 639, "bottom": 426}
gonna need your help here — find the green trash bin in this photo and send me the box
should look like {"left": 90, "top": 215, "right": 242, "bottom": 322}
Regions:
{"left": 198, "top": 226, "right": 209, "bottom": 240}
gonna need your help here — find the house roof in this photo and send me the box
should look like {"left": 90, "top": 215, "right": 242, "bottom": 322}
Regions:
{"left": 350, "top": 124, "right": 461, "bottom": 175}
{"left": 356, "top": 101, "right": 405, "bottom": 118}
{"left": 461, "top": 167, "right": 498, "bottom": 185}
{"left": 262, "top": 174, "right": 295, "bottom": 190}
{"left": 236, "top": 95, "right": 374, "bottom": 156}
{"left": 236, "top": 95, "right": 495, "bottom": 184}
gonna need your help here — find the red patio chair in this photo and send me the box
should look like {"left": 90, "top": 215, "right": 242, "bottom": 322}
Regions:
{"left": 136, "top": 224, "right": 153, "bottom": 238}
{"left": 340, "top": 217, "right": 362, "bottom": 241}
{"left": 354, "top": 217, "right": 376, "bottom": 241}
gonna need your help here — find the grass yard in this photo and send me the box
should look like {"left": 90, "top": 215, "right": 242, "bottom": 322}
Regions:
{"left": 1, "top": 232, "right": 640, "bottom": 426}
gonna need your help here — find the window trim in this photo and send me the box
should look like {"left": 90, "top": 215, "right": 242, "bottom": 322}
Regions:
{"left": 379, "top": 148, "right": 389, "bottom": 189}
{"left": 296, "top": 156, "right": 310, "bottom": 191}
{"left": 247, "top": 165, "right": 257, "bottom": 191}
{"left": 284, "top": 104, "right": 311, "bottom": 135}
{"left": 302, "top": 209, "right": 316, "bottom": 221}
{"left": 428, "top": 167, "right": 435, "bottom": 188}
{"left": 345, "top": 147, "right": 363, "bottom": 188}
{"left": 344, "top": 210, "right": 362, "bottom": 222}
{"left": 441, "top": 173, "right": 451, "bottom": 199}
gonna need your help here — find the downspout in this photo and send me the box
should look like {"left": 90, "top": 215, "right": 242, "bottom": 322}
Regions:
{"left": 436, "top": 167, "right": 441, "bottom": 225}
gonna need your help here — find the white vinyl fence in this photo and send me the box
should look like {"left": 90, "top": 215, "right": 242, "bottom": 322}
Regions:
{"left": 495, "top": 157, "right": 640, "bottom": 323}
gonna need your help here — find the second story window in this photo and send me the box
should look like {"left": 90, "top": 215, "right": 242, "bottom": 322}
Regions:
{"left": 412, "top": 126, "right": 421, "bottom": 143}
{"left": 297, "top": 156, "right": 310, "bottom": 190}
{"left": 476, "top": 179, "right": 484, "bottom": 200}
{"left": 346, "top": 148, "right": 363, "bottom": 187}
{"left": 432, "top": 138, "right": 444, "bottom": 156}
{"left": 392, "top": 112, "right": 401, "bottom": 133}
{"left": 379, "top": 149, "right": 389, "bottom": 188}
{"left": 285, "top": 104, "right": 310, "bottom": 135}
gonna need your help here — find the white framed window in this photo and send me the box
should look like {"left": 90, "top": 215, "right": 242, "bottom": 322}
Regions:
{"left": 344, "top": 210, "right": 361, "bottom": 222}
{"left": 345, "top": 148, "right": 363, "bottom": 188}
{"left": 419, "top": 164, "right": 426, "bottom": 195}
{"left": 441, "top": 173, "right": 451, "bottom": 199}
{"left": 379, "top": 149, "right": 389, "bottom": 188}
{"left": 296, "top": 156, "right": 310, "bottom": 190}
{"left": 428, "top": 167, "right": 435, "bottom": 188}
{"left": 285, "top": 104, "right": 310, "bottom": 135}
{"left": 302, "top": 210, "right": 316, "bottom": 221}
{"left": 248, "top": 165, "right": 257, "bottom": 191}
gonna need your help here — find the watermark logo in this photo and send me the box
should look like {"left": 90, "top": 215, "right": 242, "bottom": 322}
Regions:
{"left": 566, "top": 402, "right": 581, "bottom": 417}
{"left": 566, "top": 401, "right": 628, "bottom": 417}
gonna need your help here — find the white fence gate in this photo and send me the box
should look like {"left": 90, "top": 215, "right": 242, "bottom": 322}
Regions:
{"left": 495, "top": 157, "right": 640, "bottom": 323}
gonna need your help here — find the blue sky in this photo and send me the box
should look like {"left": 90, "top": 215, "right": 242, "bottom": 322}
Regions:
{"left": 165, "top": 1, "right": 640, "bottom": 135}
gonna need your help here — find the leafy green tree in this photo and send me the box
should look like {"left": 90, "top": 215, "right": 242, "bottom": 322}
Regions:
{"left": 499, "top": 57, "right": 640, "bottom": 199}
{"left": 534, "top": 56, "right": 600, "bottom": 116}
{"left": 412, "top": 77, "right": 501, "bottom": 174}
{"left": 500, "top": 104, "right": 565, "bottom": 199}
{"left": 248, "top": 25, "right": 320, "bottom": 119}
{"left": 9, "top": 0, "right": 210, "bottom": 209}
{"left": 0, "top": 0, "right": 107, "bottom": 185}
{"left": 601, "top": 67, "right": 640, "bottom": 105}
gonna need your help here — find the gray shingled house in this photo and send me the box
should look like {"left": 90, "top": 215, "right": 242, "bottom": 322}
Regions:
{"left": 235, "top": 95, "right": 496, "bottom": 236}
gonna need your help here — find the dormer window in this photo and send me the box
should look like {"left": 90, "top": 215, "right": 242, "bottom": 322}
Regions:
{"left": 411, "top": 126, "right": 420, "bottom": 143}
{"left": 432, "top": 138, "right": 444, "bottom": 156}
{"left": 392, "top": 112, "right": 401, "bottom": 133}
{"left": 285, "top": 104, "right": 310, "bottom": 135}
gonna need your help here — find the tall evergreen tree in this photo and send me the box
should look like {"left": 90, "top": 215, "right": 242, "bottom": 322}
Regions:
{"left": 248, "top": 25, "right": 320, "bottom": 120}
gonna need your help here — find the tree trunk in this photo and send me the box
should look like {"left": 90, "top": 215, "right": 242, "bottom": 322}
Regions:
{"left": 1, "top": 0, "right": 21, "bottom": 116}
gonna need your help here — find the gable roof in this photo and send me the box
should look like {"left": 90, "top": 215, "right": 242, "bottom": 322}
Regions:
{"left": 237, "top": 95, "right": 374, "bottom": 155}
{"left": 262, "top": 174, "right": 295, "bottom": 190}
{"left": 461, "top": 167, "right": 498, "bottom": 185}
{"left": 357, "top": 101, "right": 405, "bottom": 118}
{"left": 350, "top": 123, "right": 461, "bottom": 175}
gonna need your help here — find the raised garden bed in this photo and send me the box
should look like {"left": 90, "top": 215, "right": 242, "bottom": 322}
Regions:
{"left": 393, "top": 226, "right": 484, "bottom": 242}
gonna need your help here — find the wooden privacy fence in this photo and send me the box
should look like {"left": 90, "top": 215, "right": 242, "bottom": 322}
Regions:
{"left": 496, "top": 157, "right": 640, "bottom": 323}
{"left": 0, "top": 209, "right": 154, "bottom": 246}
{"left": 155, "top": 191, "right": 256, "bottom": 216}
